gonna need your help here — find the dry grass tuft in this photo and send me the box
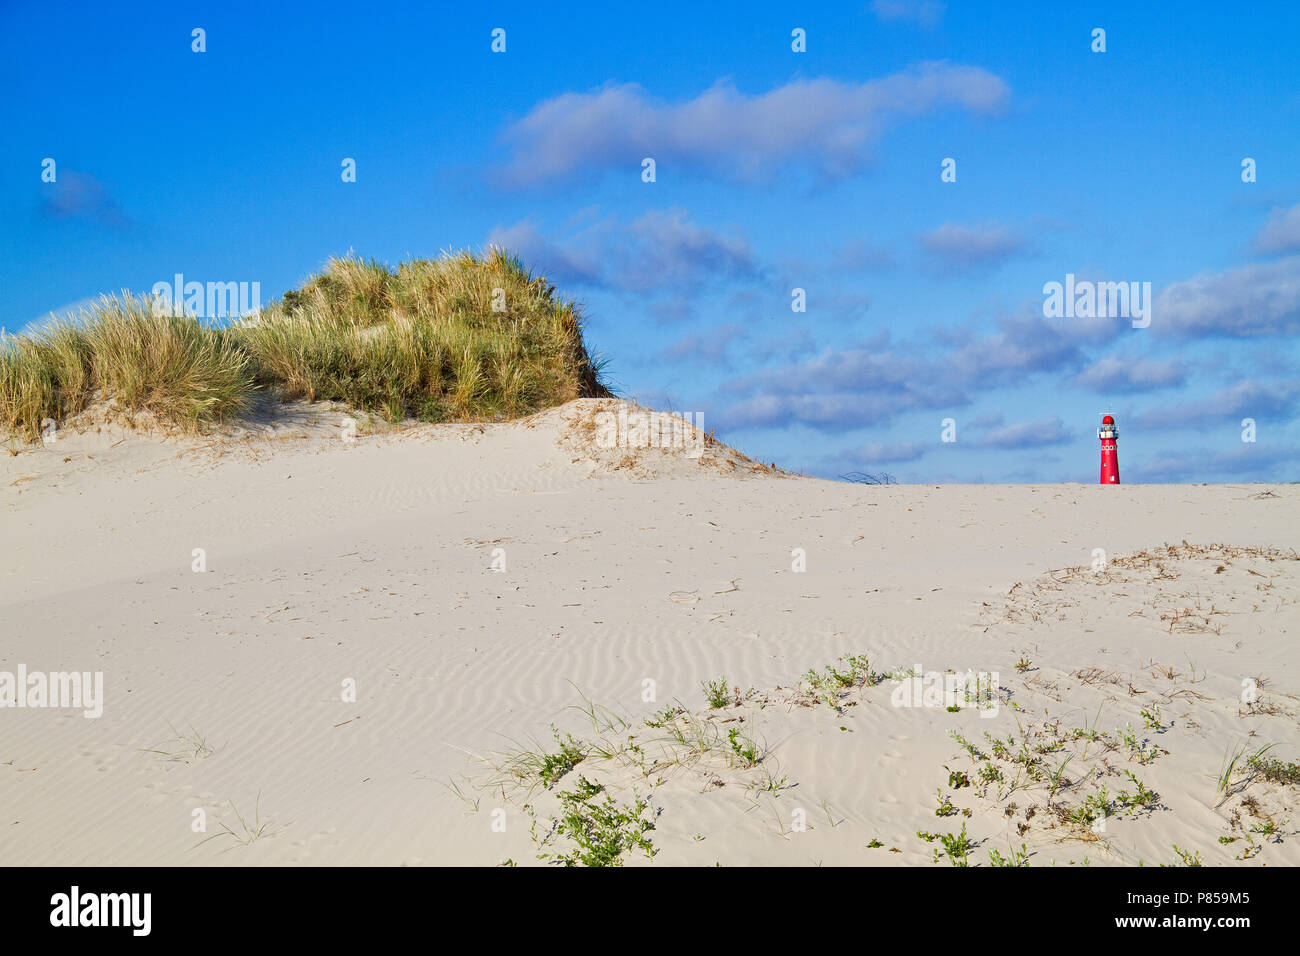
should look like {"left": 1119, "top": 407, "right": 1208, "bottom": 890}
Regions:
{"left": 2, "top": 296, "right": 252, "bottom": 441}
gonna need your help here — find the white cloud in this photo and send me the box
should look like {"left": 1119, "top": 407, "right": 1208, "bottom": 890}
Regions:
{"left": 851, "top": 440, "right": 928, "bottom": 463}
{"left": 917, "top": 222, "right": 1030, "bottom": 271}
{"left": 976, "top": 417, "right": 1071, "bottom": 449}
{"left": 1256, "top": 201, "right": 1300, "bottom": 254}
{"left": 661, "top": 324, "right": 746, "bottom": 363}
{"left": 1154, "top": 255, "right": 1300, "bottom": 338}
{"left": 870, "top": 0, "right": 946, "bottom": 28}
{"left": 487, "top": 208, "right": 757, "bottom": 297}
{"left": 1132, "top": 443, "right": 1300, "bottom": 483}
{"left": 1130, "top": 380, "right": 1300, "bottom": 428}
{"left": 1071, "top": 354, "right": 1187, "bottom": 393}
{"left": 494, "top": 65, "right": 1009, "bottom": 187}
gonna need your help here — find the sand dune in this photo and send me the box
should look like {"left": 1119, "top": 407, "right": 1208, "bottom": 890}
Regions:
{"left": 2, "top": 399, "right": 1297, "bottom": 866}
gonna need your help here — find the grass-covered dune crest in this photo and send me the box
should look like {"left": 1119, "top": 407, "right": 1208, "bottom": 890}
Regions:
{"left": 1, "top": 249, "right": 610, "bottom": 443}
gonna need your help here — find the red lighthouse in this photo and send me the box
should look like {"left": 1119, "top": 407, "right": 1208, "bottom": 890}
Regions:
{"left": 1098, "top": 415, "right": 1120, "bottom": 484}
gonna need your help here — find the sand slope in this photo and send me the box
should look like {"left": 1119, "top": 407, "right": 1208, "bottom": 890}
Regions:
{"left": 2, "top": 400, "right": 1297, "bottom": 866}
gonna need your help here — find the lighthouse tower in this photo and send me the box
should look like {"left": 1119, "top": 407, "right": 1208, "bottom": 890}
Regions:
{"left": 1098, "top": 414, "right": 1120, "bottom": 484}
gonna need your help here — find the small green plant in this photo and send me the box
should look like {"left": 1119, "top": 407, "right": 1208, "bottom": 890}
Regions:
{"left": 984, "top": 733, "right": 1013, "bottom": 761}
{"left": 1015, "top": 656, "right": 1033, "bottom": 673}
{"left": 702, "top": 678, "right": 729, "bottom": 709}
{"left": 1118, "top": 723, "right": 1161, "bottom": 765}
{"left": 727, "top": 727, "right": 759, "bottom": 768}
{"left": 753, "top": 763, "right": 789, "bottom": 793}
{"left": 935, "top": 788, "right": 958, "bottom": 817}
{"left": 645, "top": 704, "right": 685, "bottom": 728}
{"left": 1117, "top": 770, "right": 1159, "bottom": 814}
{"left": 539, "top": 727, "right": 586, "bottom": 788}
{"left": 1047, "top": 754, "right": 1074, "bottom": 801}
{"left": 1168, "top": 844, "right": 1202, "bottom": 867}
{"left": 1140, "top": 705, "right": 1164, "bottom": 731}
{"left": 918, "top": 823, "right": 973, "bottom": 866}
{"left": 1118, "top": 723, "right": 1137, "bottom": 751}
{"left": 1067, "top": 787, "right": 1112, "bottom": 829}
{"left": 977, "top": 762, "right": 1004, "bottom": 791}
{"left": 1245, "top": 745, "right": 1300, "bottom": 786}
{"left": 537, "top": 776, "right": 657, "bottom": 867}
{"left": 816, "top": 654, "right": 878, "bottom": 688}
{"left": 866, "top": 838, "right": 884, "bottom": 848}
{"left": 1249, "top": 818, "right": 1286, "bottom": 842}
{"left": 939, "top": 825, "right": 973, "bottom": 866}
{"left": 949, "top": 731, "right": 984, "bottom": 762}
{"left": 988, "top": 843, "right": 1029, "bottom": 867}
{"left": 801, "top": 654, "right": 881, "bottom": 710}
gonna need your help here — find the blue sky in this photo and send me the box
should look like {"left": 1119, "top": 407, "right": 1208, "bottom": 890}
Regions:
{"left": 3, "top": 0, "right": 1299, "bottom": 482}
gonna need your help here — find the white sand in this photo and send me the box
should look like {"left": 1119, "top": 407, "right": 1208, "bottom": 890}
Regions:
{"left": 2, "top": 399, "right": 1297, "bottom": 866}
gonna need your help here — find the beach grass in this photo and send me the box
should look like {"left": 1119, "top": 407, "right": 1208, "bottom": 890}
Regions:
{"left": 1, "top": 249, "right": 609, "bottom": 442}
